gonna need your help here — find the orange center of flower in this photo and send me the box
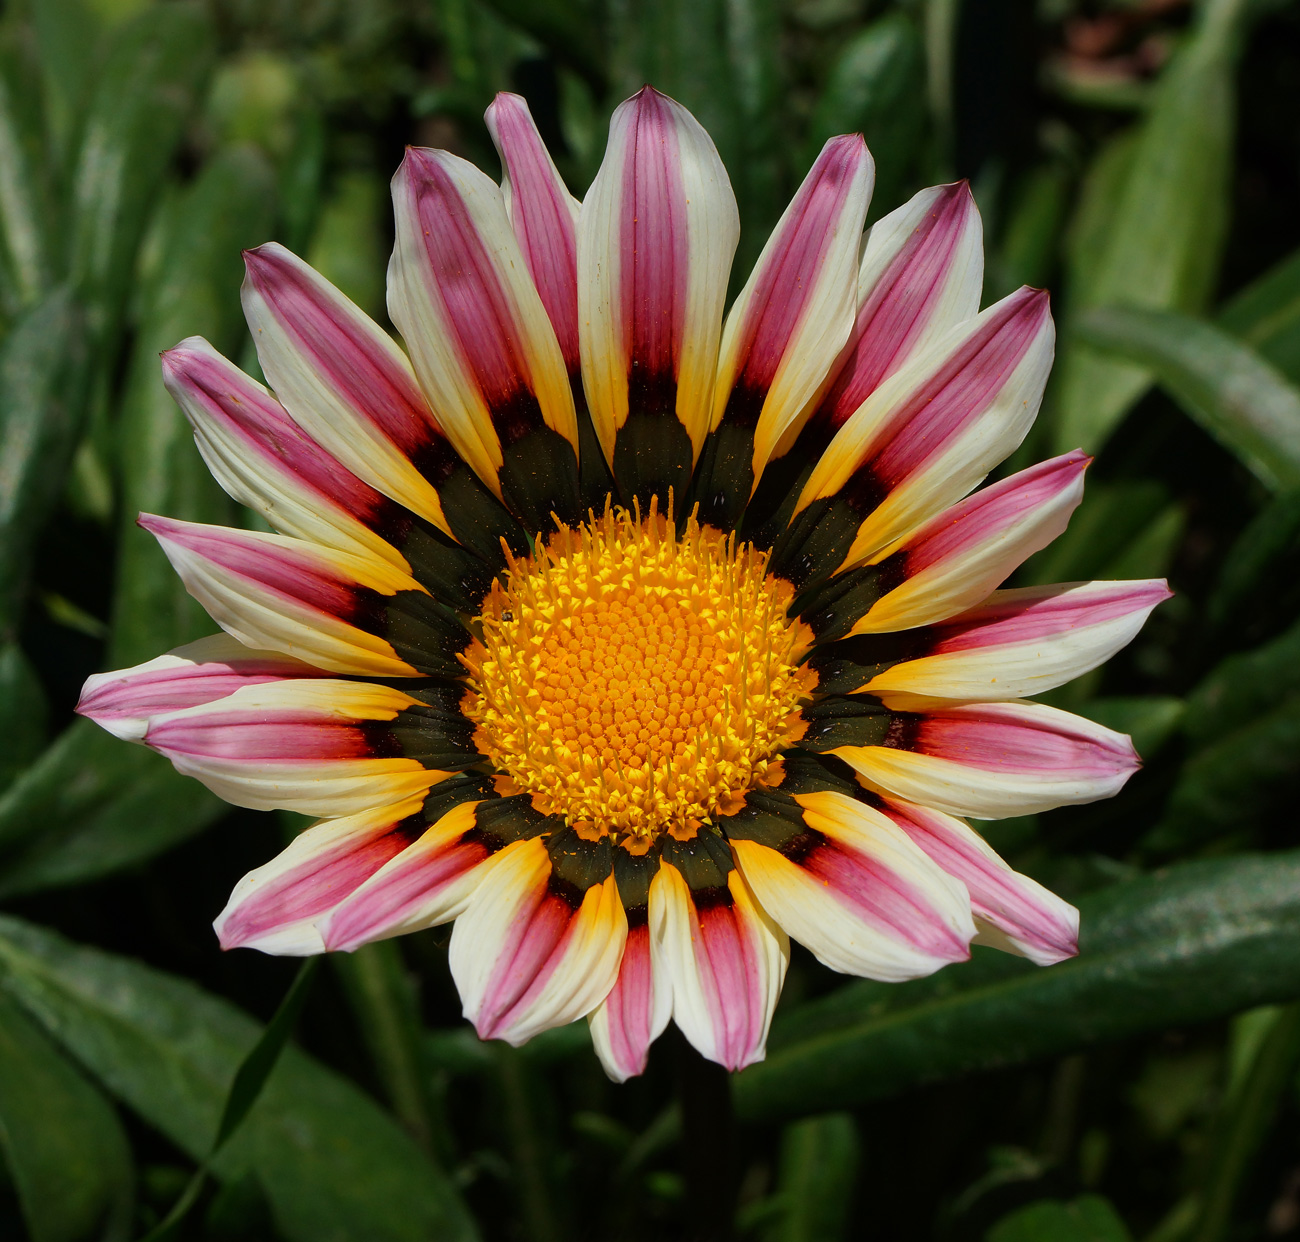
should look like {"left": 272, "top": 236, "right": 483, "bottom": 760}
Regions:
{"left": 461, "top": 507, "right": 816, "bottom": 844}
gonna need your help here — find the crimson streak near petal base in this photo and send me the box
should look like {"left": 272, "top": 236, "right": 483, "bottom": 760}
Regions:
{"left": 78, "top": 86, "right": 1168, "bottom": 1081}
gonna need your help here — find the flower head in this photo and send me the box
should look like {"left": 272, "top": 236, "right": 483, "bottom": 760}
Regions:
{"left": 78, "top": 87, "right": 1170, "bottom": 1080}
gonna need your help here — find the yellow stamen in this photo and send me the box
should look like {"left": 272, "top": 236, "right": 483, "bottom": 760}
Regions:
{"left": 461, "top": 506, "right": 816, "bottom": 843}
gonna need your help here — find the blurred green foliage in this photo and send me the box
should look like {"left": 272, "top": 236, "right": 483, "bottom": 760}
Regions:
{"left": 1, "top": 0, "right": 1300, "bottom": 1239}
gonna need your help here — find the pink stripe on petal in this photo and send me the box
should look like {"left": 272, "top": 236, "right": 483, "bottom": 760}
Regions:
{"left": 161, "top": 340, "right": 387, "bottom": 523}
{"left": 819, "top": 183, "right": 979, "bottom": 427}
{"left": 401, "top": 148, "right": 542, "bottom": 435}
{"left": 620, "top": 89, "right": 689, "bottom": 406}
{"left": 868, "top": 287, "right": 1050, "bottom": 487}
{"left": 881, "top": 797, "right": 1078, "bottom": 965}
{"left": 727, "top": 136, "right": 869, "bottom": 411}
{"left": 139, "top": 515, "right": 362, "bottom": 618}
{"left": 146, "top": 714, "right": 382, "bottom": 762}
{"left": 693, "top": 900, "right": 771, "bottom": 1070}
{"left": 914, "top": 704, "right": 1138, "bottom": 778}
{"left": 906, "top": 450, "right": 1091, "bottom": 575}
{"left": 475, "top": 889, "right": 578, "bottom": 1040}
{"left": 324, "top": 834, "right": 491, "bottom": 953}
{"left": 218, "top": 814, "right": 424, "bottom": 951}
{"left": 243, "top": 245, "right": 442, "bottom": 467}
{"left": 931, "top": 579, "right": 1173, "bottom": 654}
{"left": 592, "top": 924, "right": 657, "bottom": 1080}
{"left": 486, "top": 93, "right": 580, "bottom": 373}
{"left": 803, "top": 838, "right": 972, "bottom": 963}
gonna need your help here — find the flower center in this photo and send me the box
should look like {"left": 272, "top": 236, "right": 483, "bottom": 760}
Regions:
{"left": 461, "top": 506, "right": 816, "bottom": 846}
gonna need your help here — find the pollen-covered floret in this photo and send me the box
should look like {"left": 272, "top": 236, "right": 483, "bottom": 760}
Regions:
{"left": 462, "top": 505, "right": 817, "bottom": 841}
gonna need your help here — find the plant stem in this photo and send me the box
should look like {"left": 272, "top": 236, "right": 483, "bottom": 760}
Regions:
{"left": 676, "top": 1032, "right": 736, "bottom": 1242}
{"left": 496, "top": 1043, "right": 563, "bottom": 1242}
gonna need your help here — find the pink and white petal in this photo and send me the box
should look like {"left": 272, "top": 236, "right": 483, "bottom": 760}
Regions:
{"left": 241, "top": 243, "right": 454, "bottom": 535}
{"left": 215, "top": 795, "right": 430, "bottom": 955}
{"left": 143, "top": 679, "right": 442, "bottom": 816}
{"left": 387, "top": 146, "right": 577, "bottom": 492}
{"left": 162, "top": 337, "right": 407, "bottom": 569}
{"left": 650, "top": 861, "right": 788, "bottom": 1072}
{"left": 799, "top": 286, "right": 1054, "bottom": 570}
{"left": 322, "top": 800, "right": 496, "bottom": 951}
{"left": 588, "top": 921, "right": 671, "bottom": 1083}
{"left": 449, "top": 839, "right": 626, "bottom": 1046}
{"left": 834, "top": 700, "right": 1141, "bottom": 818}
{"left": 866, "top": 579, "right": 1172, "bottom": 707}
{"left": 714, "top": 135, "right": 874, "bottom": 478}
{"left": 139, "top": 515, "right": 424, "bottom": 677}
{"left": 813, "top": 182, "right": 984, "bottom": 433}
{"left": 76, "top": 633, "right": 321, "bottom": 743}
{"left": 732, "top": 790, "right": 974, "bottom": 981}
{"left": 879, "top": 795, "right": 1078, "bottom": 966}
{"left": 578, "top": 87, "right": 740, "bottom": 461}
{"left": 852, "top": 451, "right": 1090, "bottom": 635}
{"left": 486, "top": 92, "right": 582, "bottom": 374}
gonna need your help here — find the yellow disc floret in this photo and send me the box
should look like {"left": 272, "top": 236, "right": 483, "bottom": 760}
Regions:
{"left": 461, "top": 506, "right": 816, "bottom": 844}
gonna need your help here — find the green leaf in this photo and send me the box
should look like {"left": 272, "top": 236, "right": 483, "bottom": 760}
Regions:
{"left": 987, "top": 1195, "right": 1132, "bottom": 1242}
{"left": 30, "top": 0, "right": 104, "bottom": 165}
{"left": 1217, "top": 246, "right": 1300, "bottom": 385}
{"left": 988, "top": 163, "right": 1071, "bottom": 301}
{"left": 1052, "top": 0, "right": 1251, "bottom": 453}
{"left": 0, "top": 723, "right": 225, "bottom": 898}
{"left": 734, "top": 851, "right": 1300, "bottom": 1121}
{"left": 805, "top": 14, "right": 926, "bottom": 219}
{"left": 1075, "top": 306, "right": 1300, "bottom": 492}
{"left": 143, "top": 960, "right": 322, "bottom": 1242}
{"left": 110, "top": 142, "right": 275, "bottom": 666}
{"left": 0, "top": 642, "right": 47, "bottom": 793}
{"left": 0, "top": 287, "right": 90, "bottom": 637}
{"left": 0, "top": 915, "right": 479, "bottom": 1242}
{"left": 1183, "top": 616, "right": 1300, "bottom": 749}
{"left": 0, "top": 990, "right": 133, "bottom": 1242}
{"left": 1147, "top": 693, "right": 1300, "bottom": 856}
{"left": 1205, "top": 489, "right": 1300, "bottom": 633}
{"left": 0, "top": 22, "right": 57, "bottom": 313}
{"left": 477, "top": 0, "right": 604, "bottom": 90}
{"left": 761, "top": 1113, "right": 860, "bottom": 1242}
{"left": 306, "top": 171, "right": 388, "bottom": 322}
{"left": 67, "top": 3, "right": 216, "bottom": 350}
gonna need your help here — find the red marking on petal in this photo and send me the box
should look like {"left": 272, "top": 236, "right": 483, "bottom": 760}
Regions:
{"left": 820, "top": 182, "right": 975, "bottom": 427}
{"left": 220, "top": 822, "right": 422, "bottom": 949}
{"left": 619, "top": 88, "right": 689, "bottom": 413}
{"left": 905, "top": 450, "right": 1090, "bottom": 575}
{"left": 915, "top": 707, "right": 1137, "bottom": 777}
{"left": 931, "top": 580, "right": 1173, "bottom": 655}
{"left": 145, "top": 712, "right": 389, "bottom": 762}
{"left": 730, "top": 136, "right": 869, "bottom": 414}
{"left": 869, "top": 287, "right": 1050, "bottom": 488}
{"left": 162, "top": 343, "right": 389, "bottom": 525}
{"left": 694, "top": 900, "right": 766, "bottom": 1071}
{"left": 488, "top": 94, "right": 580, "bottom": 372}
{"left": 476, "top": 890, "right": 576, "bottom": 1039}
{"left": 243, "top": 246, "right": 452, "bottom": 478}
{"left": 599, "top": 923, "right": 655, "bottom": 1078}
{"left": 802, "top": 839, "right": 971, "bottom": 962}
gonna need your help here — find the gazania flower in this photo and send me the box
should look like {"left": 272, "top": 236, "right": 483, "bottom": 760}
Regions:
{"left": 78, "top": 87, "right": 1169, "bottom": 1080}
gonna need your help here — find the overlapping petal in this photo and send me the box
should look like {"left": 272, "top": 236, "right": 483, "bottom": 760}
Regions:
{"left": 879, "top": 795, "right": 1079, "bottom": 965}
{"left": 775, "top": 286, "right": 1054, "bottom": 587}
{"left": 651, "top": 854, "right": 788, "bottom": 1071}
{"left": 76, "top": 633, "right": 320, "bottom": 743}
{"left": 588, "top": 921, "right": 671, "bottom": 1083}
{"left": 142, "top": 679, "right": 468, "bottom": 816}
{"left": 241, "top": 242, "right": 456, "bottom": 535}
{"left": 833, "top": 700, "right": 1140, "bottom": 818}
{"left": 698, "top": 135, "right": 872, "bottom": 523}
{"left": 388, "top": 145, "right": 579, "bottom": 527}
{"left": 449, "top": 838, "right": 626, "bottom": 1046}
{"left": 730, "top": 788, "right": 974, "bottom": 980}
{"left": 862, "top": 579, "right": 1172, "bottom": 707}
{"left": 578, "top": 87, "right": 740, "bottom": 501}
{"left": 812, "top": 181, "right": 984, "bottom": 434}
{"left": 485, "top": 92, "right": 582, "bottom": 374}
{"left": 215, "top": 796, "right": 432, "bottom": 955}
{"left": 139, "top": 515, "right": 467, "bottom": 678}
